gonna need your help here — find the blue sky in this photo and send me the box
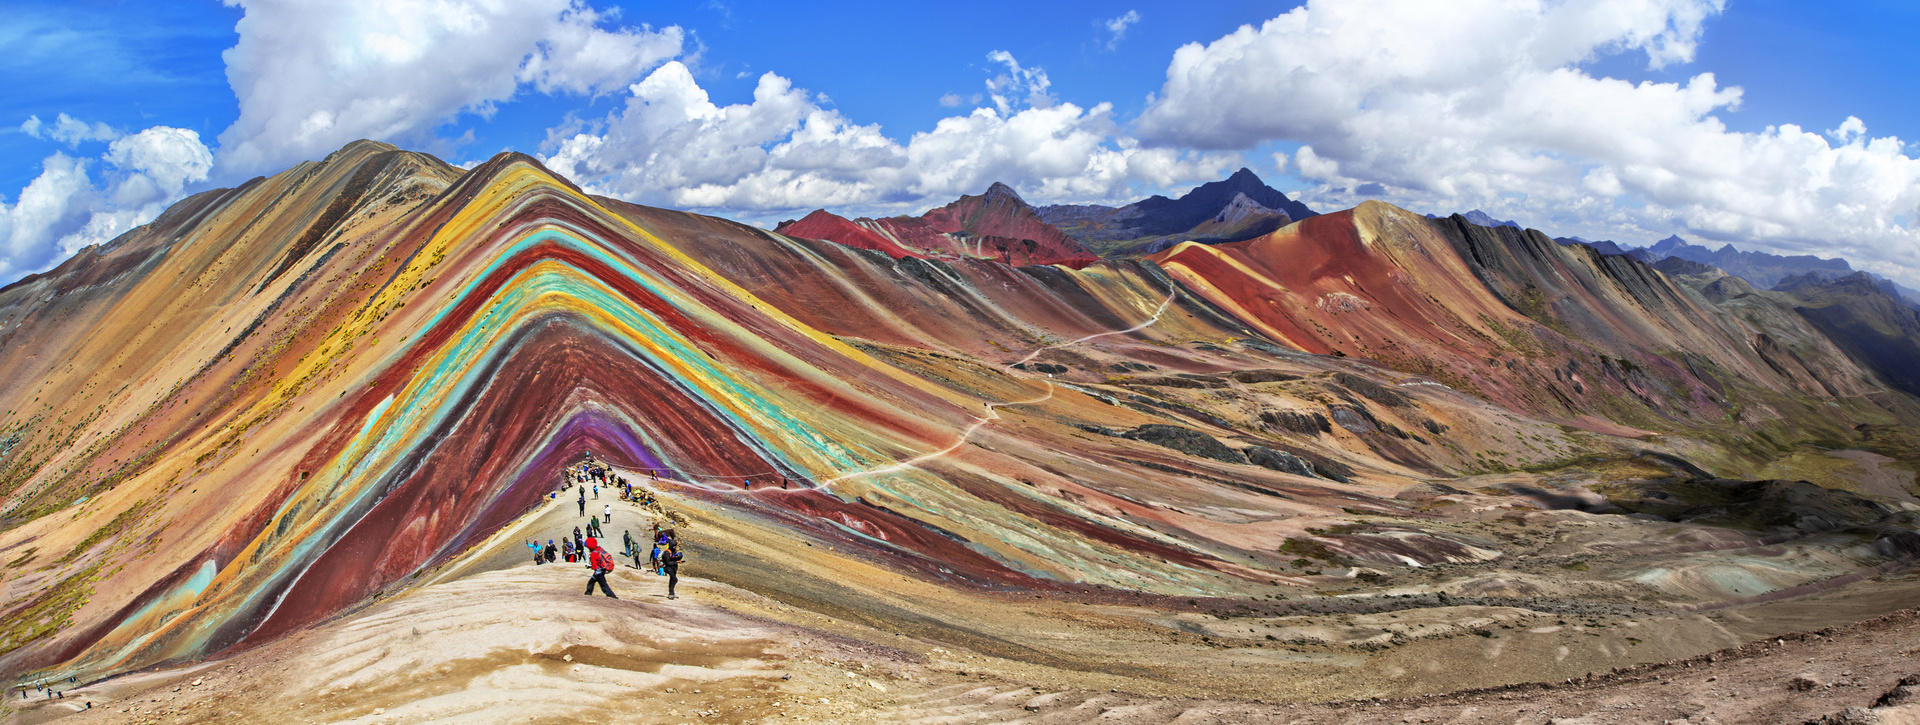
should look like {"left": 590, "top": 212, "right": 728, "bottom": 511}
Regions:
{"left": 2, "top": 0, "right": 1917, "bottom": 284}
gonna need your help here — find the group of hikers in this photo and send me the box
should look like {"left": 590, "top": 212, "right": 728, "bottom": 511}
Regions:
{"left": 18, "top": 676, "right": 80, "bottom": 703}
{"left": 527, "top": 453, "right": 686, "bottom": 600}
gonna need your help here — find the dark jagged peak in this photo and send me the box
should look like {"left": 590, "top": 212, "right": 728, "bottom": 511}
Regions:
{"left": 1428, "top": 209, "right": 1520, "bottom": 229}
{"left": 1648, "top": 234, "right": 1693, "bottom": 255}
{"left": 981, "top": 181, "right": 1026, "bottom": 205}
{"left": 1135, "top": 167, "right": 1317, "bottom": 228}
{"left": 1461, "top": 210, "right": 1520, "bottom": 229}
{"left": 1035, "top": 167, "right": 1313, "bottom": 255}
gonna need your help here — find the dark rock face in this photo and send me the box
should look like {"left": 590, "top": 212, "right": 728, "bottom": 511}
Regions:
{"left": 1122, "top": 424, "right": 1245, "bottom": 464}
{"left": 1260, "top": 410, "right": 1330, "bottom": 435}
{"left": 1331, "top": 372, "right": 1411, "bottom": 407}
{"left": 1327, "top": 407, "right": 1377, "bottom": 434}
{"left": 1228, "top": 370, "right": 1299, "bottom": 384}
{"left": 1774, "top": 272, "right": 1920, "bottom": 398}
{"left": 1244, "top": 446, "right": 1316, "bottom": 478}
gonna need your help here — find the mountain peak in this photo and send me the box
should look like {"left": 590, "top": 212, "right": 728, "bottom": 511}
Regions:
{"left": 983, "top": 181, "right": 1025, "bottom": 204}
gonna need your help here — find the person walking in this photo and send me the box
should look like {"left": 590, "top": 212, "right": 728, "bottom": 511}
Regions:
{"left": 583, "top": 537, "right": 618, "bottom": 598}
{"left": 577, "top": 490, "right": 586, "bottom": 517}
{"left": 573, "top": 526, "right": 586, "bottom": 557}
{"left": 660, "top": 543, "right": 684, "bottom": 599}
{"left": 544, "top": 539, "right": 558, "bottom": 564}
{"left": 602, "top": 503, "right": 612, "bottom": 524}
{"left": 592, "top": 483, "right": 599, "bottom": 499}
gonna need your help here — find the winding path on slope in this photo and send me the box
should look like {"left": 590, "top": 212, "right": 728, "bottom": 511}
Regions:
{"left": 634, "top": 291, "right": 1180, "bottom": 495}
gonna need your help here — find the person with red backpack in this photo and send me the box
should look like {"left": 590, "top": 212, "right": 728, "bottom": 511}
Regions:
{"left": 584, "top": 537, "right": 618, "bottom": 598}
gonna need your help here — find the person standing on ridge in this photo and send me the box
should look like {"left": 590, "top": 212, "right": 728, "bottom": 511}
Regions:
{"left": 584, "top": 537, "right": 618, "bottom": 598}
{"left": 660, "top": 542, "right": 684, "bottom": 599}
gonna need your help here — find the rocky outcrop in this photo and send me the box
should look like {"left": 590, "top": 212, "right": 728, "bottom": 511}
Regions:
{"left": 1122, "top": 424, "right": 1245, "bottom": 464}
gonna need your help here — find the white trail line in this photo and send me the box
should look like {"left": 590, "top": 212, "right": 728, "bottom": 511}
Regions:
{"left": 632, "top": 292, "right": 1178, "bottom": 495}
{"left": 818, "top": 291, "right": 1178, "bottom": 488}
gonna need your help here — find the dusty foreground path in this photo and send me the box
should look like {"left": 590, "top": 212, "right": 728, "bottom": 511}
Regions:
{"left": 12, "top": 556, "right": 1920, "bottom": 725}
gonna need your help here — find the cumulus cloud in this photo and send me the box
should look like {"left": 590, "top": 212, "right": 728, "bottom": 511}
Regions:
{"left": 215, "top": 0, "right": 684, "bottom": 176}
{"left": 1134, "top": 0, "right": 1920, "bottom": 279}
{"left": 20, "top": 114, "right": 120, "bottom": 147}
{"left": 1104, "top": 10, "right": 1141, "bottom": 50}
{"left": 0, "top": 126, "right": 212, "bottom": 280}
{"left": 543, "top": 56, "right": 1233, "bottom": 217}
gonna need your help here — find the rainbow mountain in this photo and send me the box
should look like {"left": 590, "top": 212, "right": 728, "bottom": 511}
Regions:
{"left": 2, "top": 140, "right": 1916, "bottom": 694}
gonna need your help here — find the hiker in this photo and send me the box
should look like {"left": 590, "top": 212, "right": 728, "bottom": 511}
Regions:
{"left": 561, "top": 538, "right": 575, "bottom": 562}
{"left": 573, "top": 527, "right": 586, "bottom": 557}
{"left": 592, "top": 483, "right": 599, "bottom": 499}
{"left": 781, "top": 476, "right": 789, "bottom": 490}
{"left": 602, "top": 502, "right": 612, "bottom": 523}
{"left": 583, "top": 537, "right": 618, "bottom": 598}
{"left": 661, "top": 543, "right": 684, "bottom": 599}
{"left": 623, "top": 530, "right": 639, "bottom": 567}
{"left": 649, "top": 525, "right": 664, "bottom": 569}
{"left": 528, "top": 539, "right": 543, "bottom": 565}
{"left": 743, "top": 478, "right": 751, "bottom": 490}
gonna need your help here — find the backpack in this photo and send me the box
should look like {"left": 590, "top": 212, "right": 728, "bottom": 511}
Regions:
{"left": 662, "top": 549, "right": 684, "bottom": 566}
{"left": 589, "top": 548, "right": 613, "bottom": 572}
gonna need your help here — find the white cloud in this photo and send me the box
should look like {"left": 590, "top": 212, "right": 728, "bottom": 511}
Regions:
{"left": 1133, "top": 0, "right": 1920, "bottom": 281}
{"left": 20, "top": 113, "right": 119, "bottom": 147}
{"left": 1104, "top": 10, "right": 1141, "bottom": 50}
{"left": 0, "top": 126, "right": 212, "bottom": 280}
{"left": 543, "top": 57, "right": 1234, "bottom": 217}
{"left": 984, "top": 50, "right": 1053, "bottom": 116}
{"left": 215, "top": 0, "right": 684, "bottom": 176}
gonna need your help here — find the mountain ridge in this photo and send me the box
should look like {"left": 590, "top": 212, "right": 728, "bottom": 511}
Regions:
{"left": 3, "top": 140, "right": 1918, "bottom": 703}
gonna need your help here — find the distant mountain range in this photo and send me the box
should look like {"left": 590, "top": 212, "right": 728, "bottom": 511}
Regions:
{"left": 778, "top": 167, "right": 1319, "bottom": 263}
{"left": 1037, "top": 167, "right": 1319, "bottom": 255}
{"left": 780, "top": 170, "right": 1920, "bottom": 313}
